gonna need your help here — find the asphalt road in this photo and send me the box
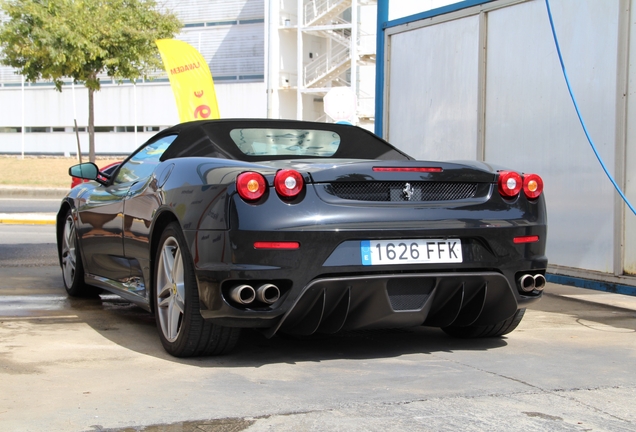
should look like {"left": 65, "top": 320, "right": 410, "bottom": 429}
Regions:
{"left": 0, "top": 197, "right": 62, "bottom": 213}
{"left": 0, "top": 225, "right": 57, "bottom": 267}
{"left": 1, "top": 225, "right": 635, "bottom": 432}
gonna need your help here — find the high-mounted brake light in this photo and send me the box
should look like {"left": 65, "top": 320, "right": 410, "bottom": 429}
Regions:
{"left": 274, "top": 169, "right": 304, "bottom": 198}
{"left": 236, "top": 172, "right": 267, "bottom": 201}
{"left": 373, "top": 167, "right": 443, "bottom": 172}
{"left": 498, "top": 171, "right": 523, "bottom": 198}
{"left": 523, "top": 173, "right": 544, "bottom": 199}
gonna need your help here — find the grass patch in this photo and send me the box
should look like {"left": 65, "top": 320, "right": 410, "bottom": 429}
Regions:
{"left": 0, "top": 156, "right": 121, "bottom": 188}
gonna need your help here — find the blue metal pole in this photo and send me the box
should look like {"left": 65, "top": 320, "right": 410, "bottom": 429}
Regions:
{"left": 375, "top": 0, "right": 389, "bottom": 137}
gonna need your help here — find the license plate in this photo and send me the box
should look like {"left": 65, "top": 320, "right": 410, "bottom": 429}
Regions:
{"left": 361, "top": 239, "right": 463, "bottom": 266}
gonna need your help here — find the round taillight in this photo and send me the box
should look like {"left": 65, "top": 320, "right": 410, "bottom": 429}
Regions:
{"left": 523, "top": 173, "right": 543, "bottom": 199}
{"left": 236, "top": 172, "right": 267, "bottom": 201}
{"left": 274, "top": 169, "right": 304, "bottom": 198}
{"left": 498, "top": 171, "right": 522, "bottom": 198}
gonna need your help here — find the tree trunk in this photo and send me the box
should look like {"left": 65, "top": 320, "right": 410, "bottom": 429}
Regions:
{"left": 88, "top": 86, "right": 95, "bottom": 163}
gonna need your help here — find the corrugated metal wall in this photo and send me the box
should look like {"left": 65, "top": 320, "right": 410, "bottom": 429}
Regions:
{"left": 164, "top": 0, "right": 263, "bottom": 21}
{"left": 165, "top": 0, "right": 264, "bottom": 80}
{"left": 178, "top": 24, "right": 264, "bottom": 79}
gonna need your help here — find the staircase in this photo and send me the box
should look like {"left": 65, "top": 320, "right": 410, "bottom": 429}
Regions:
{"left": 303, "top": 2, "right": 353, "bottom": 88}
{"left": 305, "top": 0, "right": 352, "bottom": 26}
{"left": 291, "top": 0, "right": 376, "bottom": 123}
{"left": 317, "top": 28, "right": 351, "bottom": 46}
{"left": 304, "top": 44, "right": 351, "bottom": 87}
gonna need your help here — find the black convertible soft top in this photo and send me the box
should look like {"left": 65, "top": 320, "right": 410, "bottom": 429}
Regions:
{"left": 159, "top": 119, "right": 413, "bottom": 162}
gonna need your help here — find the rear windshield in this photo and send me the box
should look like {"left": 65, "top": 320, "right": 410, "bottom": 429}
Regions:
{"left": 159, "top": 120, "right": 413, "bottom": 162}
{"left": 229, "top": 128, "right": 340, "bottom": 157}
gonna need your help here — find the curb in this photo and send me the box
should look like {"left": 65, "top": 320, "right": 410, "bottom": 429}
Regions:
{"left": 0, "top": 213, "right": 56, "bottom": 225}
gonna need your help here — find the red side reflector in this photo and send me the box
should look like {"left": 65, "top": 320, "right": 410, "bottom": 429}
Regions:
{"left": 254, "top": 241, "right": 300, "bottom": 250}
{"left": 372, "top": 167, "right": 443, "bottom": 172}
{"left": 513, "top": 235, "right": 539, "bottom": 244}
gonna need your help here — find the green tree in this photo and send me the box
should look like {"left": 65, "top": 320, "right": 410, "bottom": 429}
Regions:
{"left": 0, "top": 0, "right": 181, "bottom": 162}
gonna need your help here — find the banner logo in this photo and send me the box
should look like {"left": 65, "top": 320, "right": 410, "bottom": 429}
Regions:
{"left": 156, "top": 39, "right": 220, "bottom": 122}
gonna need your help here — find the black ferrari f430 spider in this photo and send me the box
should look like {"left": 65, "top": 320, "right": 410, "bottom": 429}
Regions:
{"left": 57, "top": 119, "right": 547, "bottom": 357}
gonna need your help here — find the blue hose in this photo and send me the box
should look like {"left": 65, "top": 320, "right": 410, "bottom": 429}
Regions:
{"left": 545, "top": 0, "right": 636, "bottom": 216}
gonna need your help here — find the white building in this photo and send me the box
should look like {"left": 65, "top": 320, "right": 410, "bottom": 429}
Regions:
{"left": 0, "top": 0, "right": 379, "bottom": 156}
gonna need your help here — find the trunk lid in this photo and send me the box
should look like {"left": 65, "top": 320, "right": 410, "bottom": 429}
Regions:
{"left": 257, "top": 159, "right": 497, "bottom": 183}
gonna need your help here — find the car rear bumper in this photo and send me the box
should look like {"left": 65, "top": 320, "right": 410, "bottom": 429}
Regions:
{"left": 189, "top": 187, "right": 547, "bottom": 334}
{"left": 197, "top": 270, "right": 542, "bottom": 335}
{"left": 191, "top": 226, "right": 546, "bottom": 335}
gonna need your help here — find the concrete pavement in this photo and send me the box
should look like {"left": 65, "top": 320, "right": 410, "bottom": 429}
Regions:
{"left": 1, "top": 272, "right": 635, "bottom": 432}
{"left": 546, "top": 283, "right": 636, "bottom": 312}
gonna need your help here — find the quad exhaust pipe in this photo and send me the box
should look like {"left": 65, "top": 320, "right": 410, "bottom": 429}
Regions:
{"left": 229, "top": 283, "right": 280, "bottom": 305}
{"left": 230, "top": 284, "right": 256, "bottom": 304}
{"left": 534, "top": 274, "right": 546, "bottom": 290}
{"left": 256, "top": 283, "right": 280, "bottom": 304}
{"left": 518, "top": 274, "right": 546, "bottom": 293}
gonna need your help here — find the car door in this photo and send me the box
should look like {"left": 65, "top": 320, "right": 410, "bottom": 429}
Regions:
{"left": 75, "top": 176, "right": 131, "bottom": 282}
{"left": 119, "top": 135, "right": 177, "bottom": 295}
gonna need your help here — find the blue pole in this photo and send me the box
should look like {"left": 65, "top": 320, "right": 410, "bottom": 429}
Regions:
{"left": 375, "top": 0, "right": 389, "bottom": 137}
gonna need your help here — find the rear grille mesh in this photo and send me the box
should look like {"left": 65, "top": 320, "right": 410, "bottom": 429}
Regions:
{"left": 327, "top": 181, "right": 479, "bottom": 202}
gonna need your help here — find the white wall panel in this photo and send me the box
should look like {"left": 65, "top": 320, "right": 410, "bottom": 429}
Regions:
{"left": 0, "top": 82, "right": 267, "bottom": 155}
{"left": 384, "top": 0, "right": 626, "bottom": 276}
{"left": 484, "top": 0, "right": 620, "bottom": 273}
{"left": 386, "top": 15, "right": 479, "bottom": 161}
{"left": 624, "top": 0, "right": 636, "bottom": 274}
{"left": 0, "top": 132, "right": 159, "bottom": 156}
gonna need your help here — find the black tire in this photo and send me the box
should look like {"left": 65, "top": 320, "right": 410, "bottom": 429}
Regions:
{"left": 441, "top": 308, "right": 526, "bottom": 338}
{"left": 153, "top": 222, "right": 240, "bottom": 357}
{"left": 60, "top": 210, "right": 99, "bottom": 297}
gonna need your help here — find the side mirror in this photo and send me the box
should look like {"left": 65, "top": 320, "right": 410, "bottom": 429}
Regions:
{"left": 69, "top": 163, "right": 99, "bottom": 180}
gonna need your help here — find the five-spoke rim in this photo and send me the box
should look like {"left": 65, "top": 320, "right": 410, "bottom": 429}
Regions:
{"left": 61, "top": 215, "right": 77, "bottom": 287}
{"left": 156, "top": 236, "right": 185, "bottom": 342}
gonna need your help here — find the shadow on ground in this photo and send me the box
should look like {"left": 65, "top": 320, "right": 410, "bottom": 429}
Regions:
{"left": 3, "top": 264, "right": 635, "bottom": 370}
{"left": 1, "top": 263, "right": 512, "bottom": 366}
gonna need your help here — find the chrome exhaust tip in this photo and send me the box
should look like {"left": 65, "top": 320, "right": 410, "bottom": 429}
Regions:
{"left": 533, "top": 274, "right": 546, "bottom": 291}
{"left": 518, "top": 274, "right": 536, "bottom": 293}
{"left": 256, "top": 283, "right": 280, "bottom": 304}
{"left": 230, "top": 284, "right": 256, "bottom": 304}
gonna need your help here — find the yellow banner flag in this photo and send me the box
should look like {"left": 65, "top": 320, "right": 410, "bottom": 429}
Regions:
{"left": 156, "top": 39, "right": 220, "bottom": 122}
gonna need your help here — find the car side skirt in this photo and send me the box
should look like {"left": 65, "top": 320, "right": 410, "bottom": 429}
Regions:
{"left": 85, "top": 273, "right": 151, "bottom": 312}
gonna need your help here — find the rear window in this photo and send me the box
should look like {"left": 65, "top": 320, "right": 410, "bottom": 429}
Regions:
{"left": 229, "top": 128, "right": 340, "bottom": 157}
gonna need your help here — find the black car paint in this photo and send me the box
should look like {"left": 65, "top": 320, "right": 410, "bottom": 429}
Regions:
{"left": 58, "top": 119, "right": 546, "bottom": 336}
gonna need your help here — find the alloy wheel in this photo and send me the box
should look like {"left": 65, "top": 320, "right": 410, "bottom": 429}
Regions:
{"left": 61, "top": 215, "right": 77, "bottom": 288}
{"left": 156, "top": 236, "right": 185, "bottom": 342}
